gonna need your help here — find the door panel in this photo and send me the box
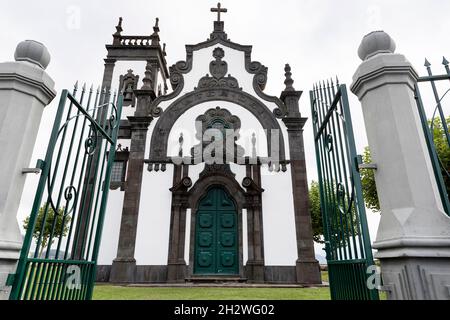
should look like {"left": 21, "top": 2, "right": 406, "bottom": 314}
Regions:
{"left": 194, "top": 187, "right": 238, "bottom": 275}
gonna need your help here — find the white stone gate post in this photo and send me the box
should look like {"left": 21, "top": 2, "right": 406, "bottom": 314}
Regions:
{"left": 351, "top": 31, "right": 450, "bottom": 300}
{"left": 0, "top": 40, "right": 56, "bottom": 299}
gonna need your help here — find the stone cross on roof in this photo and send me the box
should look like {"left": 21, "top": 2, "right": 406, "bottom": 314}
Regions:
{"left": 211, "top": 2, "right": 227, "bottom": 22}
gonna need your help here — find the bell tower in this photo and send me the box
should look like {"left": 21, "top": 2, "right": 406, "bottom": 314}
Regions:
{"left": 99, "top": 17, "right": 170, "bottom": 282}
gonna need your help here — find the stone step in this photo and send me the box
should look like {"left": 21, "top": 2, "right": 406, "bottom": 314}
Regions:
{"left": 186, "top": 276, "right": 247, "bottom": 283}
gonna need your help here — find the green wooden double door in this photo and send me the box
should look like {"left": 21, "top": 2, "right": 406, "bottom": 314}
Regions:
{"left": 194, "top": 187, "right": 239, "bottom": 275}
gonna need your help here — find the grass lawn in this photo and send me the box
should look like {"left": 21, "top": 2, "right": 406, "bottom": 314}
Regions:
{"left": 321, "top": 271, "right": 329, "bottom": 283}
{"left": 93, "top": 271, "right": 331, "bottom": 300}
{"left": 93, "top": 286, "right": 331, "bottom": 300}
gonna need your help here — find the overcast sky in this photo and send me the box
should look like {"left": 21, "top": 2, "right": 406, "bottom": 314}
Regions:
{"left": 2, "top": 0, "right": 450, "bottom": 247}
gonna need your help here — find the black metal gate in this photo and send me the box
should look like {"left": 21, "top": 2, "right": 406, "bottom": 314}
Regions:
{"left": 8, "top": 84, "right": 123, "bottom": 300}
{"left": 310, "top": 80, "right": 379, "bottom": 300}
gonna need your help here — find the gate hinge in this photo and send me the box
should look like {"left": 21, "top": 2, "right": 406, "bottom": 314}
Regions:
{"left": 6, "top": 273, "right": 15, "bottom": 286}
{"left": 22, "top": 159, "right": 45, "bottom": 175}
{"left": 356, "top": 155, "right": 377, "bottom": 172}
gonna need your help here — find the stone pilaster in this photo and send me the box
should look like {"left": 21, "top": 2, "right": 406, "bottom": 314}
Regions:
{"left": 280, "top": 65, "right": 321, "bottom": 284}
{"left": 101, "top": 58, "right": 116, "bottom": 91}
{"left": 244, "top": 165, "right": 265, "bottom": 283}
{"left": 282, "top": 117, "right": 321, "bottom": 284}
{"left": 351, "top": 31, "right": 450, "bottom": 300}
{"left": 167, "top": 165, "right": 190, "bottom": 282}
{"left": 0, "top": 41, "right": 56, "bottom": 299}
{"left": 110, "top": 110, "right": 152, "bottom": 283}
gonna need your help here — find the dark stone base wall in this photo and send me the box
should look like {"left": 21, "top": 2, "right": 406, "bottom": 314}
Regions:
{"left": 135, "top": 266, "right": 168, "bottom": 283}
{"left": 97, "top": 265, "right": 168, "bottom": 283}
{"left": 96, "top": 265, "right": 112, "bottom": 282}
{"left": 97, "top": 265, "right": 297, "bottom": 284}
{"left": 263, "top": 266, "right": 296, "bottom": 283}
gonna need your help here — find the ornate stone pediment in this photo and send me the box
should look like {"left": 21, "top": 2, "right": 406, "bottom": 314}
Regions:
{"left": 147, "top": 9, "right": 291, "bottom": 164}
{"left": 195, "top": 48, "right": 241, "bottom": 91}
{"left": 148, "top": 87, "right": 287, "bottom": 163}
{"left": 148, "top": 20, "right": 288, "bottom": 119}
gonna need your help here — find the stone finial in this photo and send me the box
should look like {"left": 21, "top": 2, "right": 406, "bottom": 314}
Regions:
{"left": 14, "top": 40, "right": 51, "bottom": 69}
{"left": 251, "top": 132, "right": 257, "bottom": 158}
{"left": 151, "top": 18, "right": 160, "bottom": 45}
{"left": 211, "top": 2, "right": 227, "bottom": 22}
{"left": 153, "top": 17, "right": 160, "bottom": 33}
{"left": 284, "top": 63, "right": 295, "bottom": 91}
{"left": 178, "top": 132, "right": 184, "bottom": 157}
{"left": 114, "top": 17, "right": 123, "bottom": 35}
{"left": 357, "top": 31, "right": 396, "bottom": 61}
{"left": 141, "top": 62, "right": 154, "bottom": 90}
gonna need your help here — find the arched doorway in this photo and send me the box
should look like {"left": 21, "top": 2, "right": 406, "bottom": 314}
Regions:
{"left": 193, "top": 186, "right": 239, "bottom": 275}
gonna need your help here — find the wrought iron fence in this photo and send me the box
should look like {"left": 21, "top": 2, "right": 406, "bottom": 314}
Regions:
{"left": 310, "top": 80, "right": 379, "bottom": 300}
{"left": 8, "top": 83, "right": 123, "bottom": 300}
{"left": 415, "top": 57, "right": 450, "bottom": 216}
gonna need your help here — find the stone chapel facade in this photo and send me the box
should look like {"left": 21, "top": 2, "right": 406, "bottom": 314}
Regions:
{"left": 96, "top": 4, "right": 321, "bottom": 284}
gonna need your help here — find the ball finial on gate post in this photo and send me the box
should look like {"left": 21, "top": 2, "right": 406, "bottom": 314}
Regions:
{"left": 14, "top": 40, "right": 51, "bottom": 70}
{"left": 357, "top": 30, "right": 396, "bottom": 61}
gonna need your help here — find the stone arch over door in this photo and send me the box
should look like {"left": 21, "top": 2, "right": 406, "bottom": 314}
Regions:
{"left": 148, "top": 87, "right": 287, "bottom": 163}
{"left": 187, "top": 173, "right": 247, "bottom": 279}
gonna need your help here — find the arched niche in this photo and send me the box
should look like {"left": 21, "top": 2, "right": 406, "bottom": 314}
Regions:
{"left": 166, "top": 102, "right": 268, "bottom": 158}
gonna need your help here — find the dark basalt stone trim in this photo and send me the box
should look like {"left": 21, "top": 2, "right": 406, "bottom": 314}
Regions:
{"left": 105, "top": 45, "right": 169, "bottom": 78}
{"left": 187, "top": 174, "right": 247, "bottom": 210}
{"left": 187, "top": 180, "right": 246, "bottom": 281}
{"left": 135, "top": 265, "right": 168, "bottom": 283}
{"left": 244, "top": 56, "right": 287, "bottom": 118}
{"left": 149, "top": 36, "right": 287, "bottom": 118}
{"left": 263, "top": 266, "right": 297, "bottom": 284}
{"left": 282, "top": 117, "right": 308, "bottom": 131}
{"left": 97, "top": 265, "right": 298, "bottom": 284}
{"left": 148, "top": 87, "right": 286, "bottom": 162}
{"left": 147, "top": 67, "right": 185, "bottom": 116}
{"left": 186, "top": 37, "right": 253, "bottom": 59}
{"left": 96, "top": 265, "right": 169, "bottom": 283}
{"left": 96, "top": 265, "right": 112, "bottom": 282}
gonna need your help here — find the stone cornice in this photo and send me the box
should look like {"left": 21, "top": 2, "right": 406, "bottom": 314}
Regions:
{"left": 0, "top": 66, "right": 56, "bottom": 105}
{"left": 351, "top": 53, "right": 419, "bottom": 99}
{"left": 374, "top": 236, "right": 450, "bottom": 258}
{"left": 0, "top": 240, "right": 22, "bottom": 260}
{"left": 127, "top": 116, "right": 152, "bottom": 129}
{"left": 280, "top": 89, "right": 302, "bottom": 102}
{"left": 282, "top": 117, "right": 308, "bottom": 130}
{"left": 103, "top": 58, "right": 117, "bottom": 64}
{"left": 105, "top": 44, "right": 169, "bottom": 78}
{"left": 134, "top": 88, "right": 156, "bottom": 99}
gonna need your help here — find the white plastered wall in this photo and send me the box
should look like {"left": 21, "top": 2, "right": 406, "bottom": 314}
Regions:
{"left": 99, "top": 44, "right": 297, "bottom": 267}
